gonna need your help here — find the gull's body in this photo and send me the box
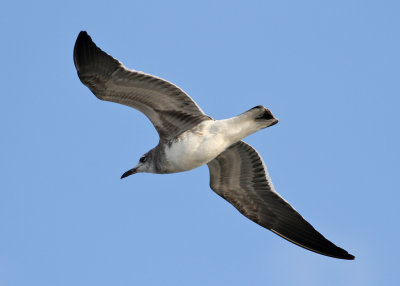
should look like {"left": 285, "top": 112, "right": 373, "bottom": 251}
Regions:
{"left": 73, "top": 31, "right": 354, "bottom": 260}
{"left": 155, "top": 109, "right": 273, "bottom": 173}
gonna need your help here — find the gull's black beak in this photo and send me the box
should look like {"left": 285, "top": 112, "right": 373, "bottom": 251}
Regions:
{"left": 121, "top": 168, "right": 137, "bottom": 179}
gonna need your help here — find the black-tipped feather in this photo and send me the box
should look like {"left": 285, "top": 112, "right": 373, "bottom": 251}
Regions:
{"left": 74, "top": 31, "right": 120, "bottom": 82}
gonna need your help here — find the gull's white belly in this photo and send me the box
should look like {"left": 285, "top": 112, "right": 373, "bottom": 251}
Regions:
{"left": 164, "top": 120, "right": 233, "bottom": 172}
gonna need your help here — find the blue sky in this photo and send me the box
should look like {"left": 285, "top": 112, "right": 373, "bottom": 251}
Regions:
{"left": 1, "top": 0, "right": 399, "bottom": 285}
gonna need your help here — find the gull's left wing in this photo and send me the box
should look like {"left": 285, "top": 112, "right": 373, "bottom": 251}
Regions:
{"left": 207, "top": 141, "right": 354, "bottom": 260}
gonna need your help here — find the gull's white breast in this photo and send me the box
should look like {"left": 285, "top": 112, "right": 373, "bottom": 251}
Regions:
{"left": 164, "top": 120, "right": 232, "bottom": 172}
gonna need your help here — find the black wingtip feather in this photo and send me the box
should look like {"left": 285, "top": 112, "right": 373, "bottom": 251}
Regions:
{"left": 73, "top": 31, "right": 92, "bottom": 72}
{"left": 271, "top": 223, "right": 355, "bottom": 260}
{"left": 73, "top": 31, "right": 120, "bottom": 79}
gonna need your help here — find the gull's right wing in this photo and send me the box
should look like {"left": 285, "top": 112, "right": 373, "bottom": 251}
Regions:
{"left": 73, "top": 31, "right": 211, "bottom": 141}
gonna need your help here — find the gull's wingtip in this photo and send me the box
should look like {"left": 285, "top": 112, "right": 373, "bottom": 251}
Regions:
{"left": 78, "top": 30, "right": 88, "bottom": 36}
{"left": 75, "top": 31, "right": 92, "bottom": 46}
{"left": 76, "top": 31, "right": 90, "bottom": 41}
{"left": 73, "top": 30, "right": 93, "bottom": 71}
{"left": 73, "top": 30, "right": 121, "bottom": 81}
{"left": 271, "top": 228, "right": 356, "bottom": 260}
{"left": 343, "top": 253, "right": 355, "bottom": 260}
{"left": 332, "top": 249, "right": 355, "bottom": 260}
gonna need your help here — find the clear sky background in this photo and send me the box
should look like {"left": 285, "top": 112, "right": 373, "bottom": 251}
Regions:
{"left": 1, "top": 0, "right": 399, "bottom": 285}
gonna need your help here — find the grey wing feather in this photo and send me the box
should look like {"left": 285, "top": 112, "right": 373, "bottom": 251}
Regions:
{"left": 207, "top": 141, "right": 354, "bottom": 260}
{"left": 73, "top": 31, "right": 211, "bottom": 140}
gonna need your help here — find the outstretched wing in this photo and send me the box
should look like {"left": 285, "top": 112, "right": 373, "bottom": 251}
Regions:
{"left": 207, "top": 141, "right": 354, "bottom": 260}
{"left": 73, "top": 31, "right": 211, "bottom": 140}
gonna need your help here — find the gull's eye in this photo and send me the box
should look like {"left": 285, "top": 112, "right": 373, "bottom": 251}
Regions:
{"left": 139, "top": 156, "right": 147, "bottom": 163}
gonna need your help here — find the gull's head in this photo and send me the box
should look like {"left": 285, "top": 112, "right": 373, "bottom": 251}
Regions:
{"left": 121, "top": 151, "right": 154, "bottom": 179}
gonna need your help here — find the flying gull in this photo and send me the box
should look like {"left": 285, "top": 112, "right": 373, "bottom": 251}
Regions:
{"left": 73, "top": 31, "right": 354, "bottom": 260}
